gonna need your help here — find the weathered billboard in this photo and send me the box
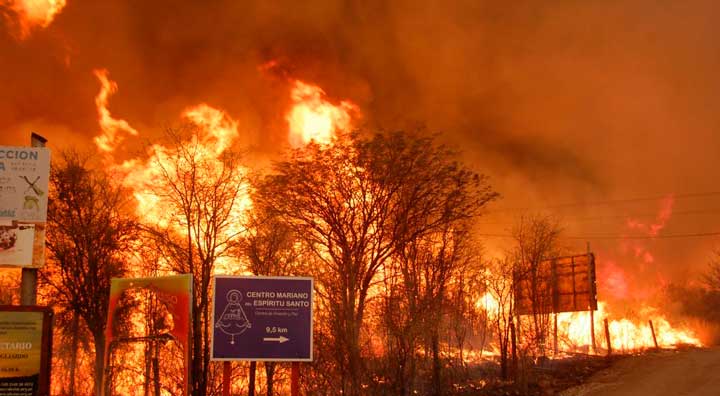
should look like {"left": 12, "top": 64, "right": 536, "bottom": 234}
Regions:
{"left": 103, "top": 274, "right": 193, "bottom": 396}
{"left": 514, "top": 253, "right": 597, "bottom": 315}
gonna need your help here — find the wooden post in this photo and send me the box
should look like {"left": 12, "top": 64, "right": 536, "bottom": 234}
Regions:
{"left": 590, "top": 310, "right": 596, "bottom": 354}
{"left": 20, "top": 267, "right": 37, "bottom": 305}
{"left": 510, "top": 319, "right": 518, "bottom": 379}
{"left": 21, "top": 132, "right": 46, "bottom": 306}
{"left": 553, "top": 313, "right": 558, "bottom": 355}
{"left": 249, "top": 361, "right": 256, "bottom": 396}
{"left": 604, "top": 318, "right": 612, "bottom": 356}
{"left": 223, "top": 361, "right": 231, "bottom": 396}
{"left": 291, "top": 362, "right": 299, "bottom": 396}
{"left": 649, "top": 320, "right": 659, "bottom": 349}
{"left": 587, "top": 242, "right": 597, "bottom": 354}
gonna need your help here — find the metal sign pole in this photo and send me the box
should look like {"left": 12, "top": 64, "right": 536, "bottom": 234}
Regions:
{"left": 291, "top": 362, "right": 299, "bottom": 396}
{"left": 222, "top": 361, "right": 231, "bottom": 396}
{"left": 20, "top": 132, "right": 46, "bottom": 306}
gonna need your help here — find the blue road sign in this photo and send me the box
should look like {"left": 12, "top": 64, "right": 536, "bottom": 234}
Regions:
{"left": 211, "top": 276, "right": 313, "bottom": 361}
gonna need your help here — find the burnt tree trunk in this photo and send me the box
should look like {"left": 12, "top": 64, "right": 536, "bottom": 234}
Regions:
{"left": 191, "top": 303, "right": 203, "bottom": 396}
{"left": 93, "top": 330, "right": 106, "bottom": 396}
{"left": 153, "top": 341, "right": 161, "bottom": 396}
{"left": 431, "top": 331, "right": 441, "bottom": 396}
{"left": 248, "top": 361, "right": 256, "bottom": 396}
{"left": 68, "top": 313, "right": 79, "bottom": 396}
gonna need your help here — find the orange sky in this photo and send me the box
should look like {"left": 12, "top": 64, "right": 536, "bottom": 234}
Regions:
{"left": 2, "top": 0, "right": 719, "bottom": 294}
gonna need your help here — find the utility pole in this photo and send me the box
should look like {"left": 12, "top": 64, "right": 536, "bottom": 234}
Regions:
{"left": 20, "top": 132, "right": 47, "bottom": 306}
{"left": 588, "top": 241, "right": 596, "bottom": 354}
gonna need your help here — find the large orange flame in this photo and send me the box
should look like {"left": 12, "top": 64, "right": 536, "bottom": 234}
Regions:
{"left": 2, "top": 0, "right": 66, "bottom": 38}
{"left": 114, "top": 103, "right": 248, "bottom": 235}
{"left": 91, "top": 69, "right": 250, "bottom": 257}
{"left": 286, "top": 79, "right": 358, "bottom": 147}
{"left": 93, "top": 69, "right": 139, "bottom": 154}
{"left": 556, "top": 302, "right": 700, "bottom": 352}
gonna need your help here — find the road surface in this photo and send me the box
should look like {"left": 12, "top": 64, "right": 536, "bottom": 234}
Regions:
{"left": 560, "top": 348, "right": 720, "bottom": 396}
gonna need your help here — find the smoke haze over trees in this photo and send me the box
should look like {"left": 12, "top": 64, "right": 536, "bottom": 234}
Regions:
{"left": 2, "top": 1, "right": 720, "bottom": 395}
{"left": 2, "top": 0, "right": 719, "bottom": 283}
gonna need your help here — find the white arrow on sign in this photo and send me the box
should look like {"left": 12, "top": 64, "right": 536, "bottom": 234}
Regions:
{"left": 263, "top": 336, "right": 289, "bottom": 343}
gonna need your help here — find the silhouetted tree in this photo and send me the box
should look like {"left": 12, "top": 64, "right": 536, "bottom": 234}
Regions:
{"left": 485, "top": 257, "right": 515, "bottom": 379}
{"left": 42, "top": 151, "right": 138, "bottom": 395}
{"left": 235, "top": 204, "right": 301, "bottom": 396}
{"left": 139, "top": 128, "right": 247, "bottom": 396}
{"left": 387, "top": 223, "right": 480, "bottom": 396}
{"left": 256, "top": 131, "right": 497, "bottom": 395}
{"left": 511, "top": 214, "right": 562, "bottom": 358}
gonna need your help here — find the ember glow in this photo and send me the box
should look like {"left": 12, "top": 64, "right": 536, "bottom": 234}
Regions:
{"left": 286, "top": 79, "right": 359, "bottom": 147}
{"left": 1, "top": 0, "right": 66, "bottom": 38}
{"left": 556, "top": 302, "right": 700, "bottom": 352}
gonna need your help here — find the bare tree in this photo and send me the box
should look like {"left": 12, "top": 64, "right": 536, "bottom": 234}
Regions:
{"left": 256, "top": 131, "right": 497, "bottom": 395}
{"left": 389, "top": 224, "right": 480, "bottom": 396}
{"left": 485, "top": 257, "right": 515, "bottom": 379}
{"left": 704, "top": 249, "right": 720, "bottom": 292}
{"left": 446, "top": 241, "right": 486, "bottom": 369}
{"left": 139, "top": 128, "right": 247, "bottom": 396}
{"left": 42, "top": 151, "right": 138, "bottom": 395}
{"left": 511, "top": 214, "right": 562, "bottom": 358}
{"left": 235, "top": 204, "right": 301, "bottom": 396}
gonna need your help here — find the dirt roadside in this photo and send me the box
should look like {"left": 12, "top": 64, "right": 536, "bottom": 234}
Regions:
{"left": 559, "top": 347, "right": 720, "bottom": 396}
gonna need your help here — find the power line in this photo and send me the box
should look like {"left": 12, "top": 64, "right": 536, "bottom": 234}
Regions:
{"left": 485, "top": 191, "right": 720, "bottom": 215}
{"left": 476, "top": 231, "right": 720, "bottom": 240}
{"left": 565, "top": 232, "right": 720, "bottom": 240}
{"left": 476, "top": 208, "right": 720, "bottom": 226}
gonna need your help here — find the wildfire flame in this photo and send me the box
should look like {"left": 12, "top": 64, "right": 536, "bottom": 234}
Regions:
{"left": 115, "top": 104, "right": 249, "bottom": 239}
{"left": 90, "top": 70, "right": 254, "bottom": 394}
{"left": 479, "top": 195, "right": 701, "bottom": 356}
{"left": 480, "top": 292, "right": 700, "bottom": 355}
{"left": 286, "top": 79, "right": 358, "bottom": 147}
{"left": 91, "top": 68, "right": 250, "bottom": 253}
{"left": 93, "top": 69, "right": 139, "bottom": 154}
{"left": 557, "top": 302, "right": 700, "bottom": 352}
{"left": 2, "top": 0, "right": 66, "bottom": 38}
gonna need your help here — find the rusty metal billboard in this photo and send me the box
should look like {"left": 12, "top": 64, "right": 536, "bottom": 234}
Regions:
{"left": 514, "top": 253, "right": 597, "bottom": 315}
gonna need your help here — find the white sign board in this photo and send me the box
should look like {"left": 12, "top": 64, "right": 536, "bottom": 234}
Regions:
{"left": 0, "top": 146, "right": 51, "bottom": 223}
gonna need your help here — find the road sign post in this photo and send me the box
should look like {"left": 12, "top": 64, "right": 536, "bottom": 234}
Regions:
{"left": 212, "top": 276, "right": 313, "bottom": 394}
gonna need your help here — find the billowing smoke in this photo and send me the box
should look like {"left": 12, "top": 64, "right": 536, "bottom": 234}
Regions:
{"left": 2, "top": 0, "right": 720, "bottom": 335}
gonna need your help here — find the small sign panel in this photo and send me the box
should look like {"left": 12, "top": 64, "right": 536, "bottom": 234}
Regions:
{"left": 0, "top": 306, "right": 52, "bottom": 396}
{"left": 0, "top": 147, "right": 51, "bottom": 223}
{"left": 211, "top": 276, "right": 313, "bottom": 361}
